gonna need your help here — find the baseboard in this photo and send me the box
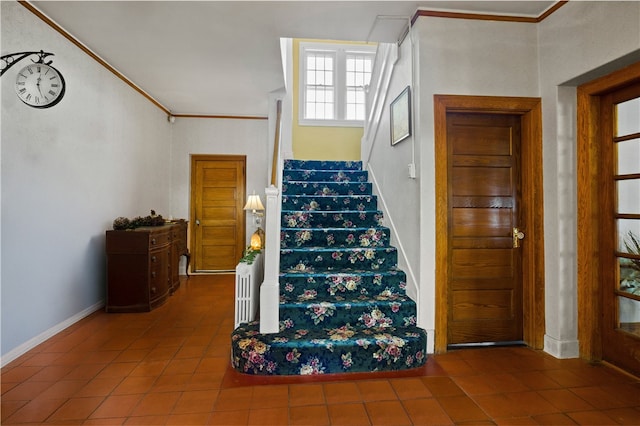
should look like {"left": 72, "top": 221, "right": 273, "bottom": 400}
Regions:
{"left": 1, "top": 300, "right": 105, "bottom": 368}
{"left": 543, "top": 334, "right": 579, "bottom": 359}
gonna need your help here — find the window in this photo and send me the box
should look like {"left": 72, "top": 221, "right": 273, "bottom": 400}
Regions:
{"left": 299, "top": 42, "right": 376, "bottom": 127}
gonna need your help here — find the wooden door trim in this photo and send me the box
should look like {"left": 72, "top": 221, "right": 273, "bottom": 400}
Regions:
{"left": 577, "top": 62, "right": 640, "bottom": 361}
{"left": 434, "top": 95, "right": 545, "bottom": 353}
{"left": 189, "top": 154, "right": 246, "bottom": 272}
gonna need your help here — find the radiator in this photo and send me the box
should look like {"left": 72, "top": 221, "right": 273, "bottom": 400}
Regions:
{"left": 234, "top": 253, "right": 263, "bottom": 328}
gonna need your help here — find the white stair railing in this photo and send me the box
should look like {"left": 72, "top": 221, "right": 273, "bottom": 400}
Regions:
{"left": 259, "top": 99, "right": 283, "bottom": 334}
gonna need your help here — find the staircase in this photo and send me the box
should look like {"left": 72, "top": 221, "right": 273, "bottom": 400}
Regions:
{"left": 231, "top": 159, "right": 427, "bottom": 375}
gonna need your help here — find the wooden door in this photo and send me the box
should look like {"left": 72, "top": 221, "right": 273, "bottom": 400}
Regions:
{"left": 447, "top": 113, "right": 524, "bottom": 345}
{"left": 599, "top": 83, "right": 640, "bottom": 376}
{"left": 190, "top": 155, "right": 245, "bottom": 272}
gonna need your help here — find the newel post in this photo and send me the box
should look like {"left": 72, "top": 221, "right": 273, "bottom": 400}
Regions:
{"left": 259, "top": 185, "right": 280, "bottom": 333}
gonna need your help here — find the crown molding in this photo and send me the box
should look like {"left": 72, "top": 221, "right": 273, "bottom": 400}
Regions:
{"left": 412, "top": 1, "right": 568, "bottom": 25}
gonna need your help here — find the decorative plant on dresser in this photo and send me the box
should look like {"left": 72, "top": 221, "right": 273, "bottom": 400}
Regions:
{"left": 231, "top": 160, "right": 428, "bottom": 375}
{"left": 105, "top": 211, "right": 188, "bottom": 312}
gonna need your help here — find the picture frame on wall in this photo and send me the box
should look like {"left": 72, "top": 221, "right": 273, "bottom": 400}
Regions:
{"left": 390, "top": 86, "right": 411, "bottom": 145}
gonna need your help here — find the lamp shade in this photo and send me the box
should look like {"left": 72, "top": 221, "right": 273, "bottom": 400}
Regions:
{"left": 243, "top": 194, "right": 264, "bottom": 211}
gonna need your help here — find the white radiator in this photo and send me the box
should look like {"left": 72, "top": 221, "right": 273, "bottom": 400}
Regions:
{"left": 234, "top": 253, "right": 263, "bottom": 328}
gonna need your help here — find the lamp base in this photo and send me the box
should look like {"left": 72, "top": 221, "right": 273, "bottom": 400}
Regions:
{"left": 250, "top": 227, "right": 265, "bottom": 250}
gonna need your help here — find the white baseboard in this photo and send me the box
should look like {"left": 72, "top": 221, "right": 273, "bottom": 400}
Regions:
{"left": 1, "top": 300, "right": 105, "bottom": 368}
{"left": 544, "top": 334, "right": 579, "bottom": 359}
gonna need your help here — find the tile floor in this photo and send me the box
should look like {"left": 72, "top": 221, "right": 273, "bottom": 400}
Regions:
{"left": 2, "top": 274, "right": 639, "bottom": 425}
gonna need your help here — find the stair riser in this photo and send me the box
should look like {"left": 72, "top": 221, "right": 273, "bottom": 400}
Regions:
{"left": 282, "top": 195, "right": 377, "bottom": 211}
{"left": 284, "top": 170, "right": 368, "bottom": 183}
{"left": 280, "top": 247, "right": 398, "bottom": 271}
{"left": 281, "top": 227, "right": 389, "bottom": 248}
{"left": 279, "top": 301, "right": 417, "bottom": 330}
{"left": 283, "top": 182, "right": 372, "bottom": 196}
{"left": 280, "top": 271, "right": 407, "bottom": 298}
{"left": 281, "top": 211, "right": 384, "bottom": 228}
{"left": 284, "top": 160, "right": 363, "bottom": 171}
{"left": 232, "top": 321, "right": 427, "bottom": 375}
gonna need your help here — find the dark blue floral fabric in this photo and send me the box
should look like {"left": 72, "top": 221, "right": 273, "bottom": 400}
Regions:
{"left": 232, "top": 159, "right": 427, "bottom": 375}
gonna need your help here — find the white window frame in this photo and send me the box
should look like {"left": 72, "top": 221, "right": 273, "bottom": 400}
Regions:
{"left": 299, "top": 41, "right": 376, "bottom": 127}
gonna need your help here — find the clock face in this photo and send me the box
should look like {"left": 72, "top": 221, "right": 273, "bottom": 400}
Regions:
{"left": 14, "top": 63, "right": 66, "bottom": 108}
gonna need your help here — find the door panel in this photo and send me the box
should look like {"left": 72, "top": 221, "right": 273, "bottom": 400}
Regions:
{"left": 191, "top": 155, "right": 245, "bottom": 272}
{"left": 447, "top": 113, "right": 523, "bottom": 345}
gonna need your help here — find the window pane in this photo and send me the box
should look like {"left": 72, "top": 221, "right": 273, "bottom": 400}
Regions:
{"left": 619, "top": 257, "right": 640, "bottom": 293}
{"left": 618, "top": 219, "right": 640, "bottom": 253}
{"left": 616, "top": 97, "right": 640, "bottom": 137}
{"left": 617, "top": 139, "right": 640, "bottom": 175}
{"left": 617, "top": 179, "right": 640, "bottom": 214}
{"left": 618, "top": 296, "right": 640, "bottom": 337}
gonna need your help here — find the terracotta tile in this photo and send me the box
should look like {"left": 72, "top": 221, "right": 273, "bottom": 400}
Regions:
{"left": 402, "top": 398, "right": 453, "bottom": 425}
{"left": 251, "top": 384, "right": 289, "bottom": 409}
{"left": 74, "top": 376, "right": 122, "bottom": 397}
{"left": 481, "top": 372, "right": 530, "bottom": 393}
{"left": 327, "top": 402, "right": 371, "bottom": 425}
{"left": 433, "top": 357, "right": 477, "bottom": 376}
{"left": 28, "top": 364, "right": 75, "bottom": 381}
{"left": 503, "top": 391, "right": 558, "bottom": 416}
{"left": 129, "top": 360, "right": 169, "bottom": 377}
{"left": 112, "top": 376, "right": 157, "bottom": 395}
{"left": 494, "top": 416, "right": 539, "bottom": 425}
{"left": 364, "top": 400, "right": 412, "bottom": 425}
{"left": 247, "top": 406, "right": 289, "bottom": 425}
{"left": 604, "top": 407, "right": 640, "bottom": 425}
{"left": 532, "top": 413, "right": 577, "bottom": 426}
{"left": 64, "top": 362, "right": 107, "bottom": 380}
{"left": 566, "top": 409, "right": 619, "bottom": 425}
{"left": 389, "top": 377, "right": 432, "bottom": 400}
{"left": 290, "top": 404, "right": 330, "bottom": 425}
{"left": 436, "top": 395, "right": 491, "bottom": 423}
{"left": 323, "top": 381, "right": 362, "bottom": 404}
{"left": 48, "top": 396, "right": 104, "bottom": 421}
{"left": 570, "top": 385, "right": 631, "bottom": 409}
{"left": 289, "top": 383, "right": 325, "bottom": 406}
{"left": 130, "top": 391, "right": 181, "bottom": 417}
{"left": 37, "top": 379, "right": 89, "bottom": 400}
{"left": 82, "top": 418, "right": 127, "bottom": 425}
{"left": 82, "top": 351, "right": 121, "bottom": 365}
{"left": 473, "top": 393, "right": 530, "bottom": 418}
{"left": 196, "top": 356, "right": 230, "bottom": 374}
{"left": 1, "top": 365, "right": 42, "bottom": 382}
{"left": 513, "top": 370, "right": 563, "bottom": 390}
{"left": 172, "top": 389, "right": 218, "bottom": 414}
{"left": 163, "top": 357, "right": 200, "bottom": 375}
{"left": 166, "top": 412, "right": 211, "bottom": 425}
{"left": 1, "top": 399, "right": 28, "bottom": 422}
{"left": 214, "top": 387, "right": 254, "bottom": 411}
{"left": 420, "top": 376, "right": 465, "bottom": 397}
{"left": 452, "top": 374, "right": 500, "bottom": 395}
{"left": 356, "top": 380, "right": 397, "bottom": 401}
{"left": 208, "top": 409, "right": 249, "bottom": 425}
{"left": 114, "top": 349, "right": 150, "bottom": 363}
{"left": 1, "top": 380, "right": 53, "bottom": 401}
{"left": 20, "top": 351, "right": 65, "bottom": 366}
{"left": 90, "top": 394, "right": 143, "bottom": 418}
{"left": 3, "top": 397, "right": 66, "bottom": 423}
{"left": 187, "top": 372, "right": 225, "bottom": 391}
{"left": 123, "top": 414, "right": 169, "bottom": 424}
{"left": 538, "top": 388, "right": 594, "bottom": 411}
{"left": 95, "top": 362, "right": 138, "bottom": 379}
{"left": 149, "top": 373, "right": 191, "bottom": 392}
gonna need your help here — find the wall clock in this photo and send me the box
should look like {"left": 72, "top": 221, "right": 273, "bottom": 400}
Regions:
{"left": 14, "top": 61, "right": 66, "bottom": 108}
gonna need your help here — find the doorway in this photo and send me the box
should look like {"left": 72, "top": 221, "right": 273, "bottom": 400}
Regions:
{"left": 190, "top": 155, "right": 246, "bottom": 272}
{"left": 434, "top": 95, "right": 545, "bottom": 353}
{"left": 578, "top": 62, "right": 640, "bottom": 377}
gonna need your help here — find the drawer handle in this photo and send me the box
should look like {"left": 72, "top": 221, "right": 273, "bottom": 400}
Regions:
{"left": 151, "top": 238, "right": 156, "bottom": 245}
{"left": 151, "top": 256, "right": 157, "bottom": 262}
{"left": 151, "top": 287, "right": 157, "bottom": 294}
{"left": 151, "top": 271, "right": 156, "bottom": 278}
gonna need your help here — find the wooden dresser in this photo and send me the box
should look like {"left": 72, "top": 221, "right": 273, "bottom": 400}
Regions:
{"left": 106, "top": 221, "right": 188, "bottom": 312}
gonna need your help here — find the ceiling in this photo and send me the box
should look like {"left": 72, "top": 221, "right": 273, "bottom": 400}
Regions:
{"left": 31, "top": 1, "right": 557, "bottom": 116}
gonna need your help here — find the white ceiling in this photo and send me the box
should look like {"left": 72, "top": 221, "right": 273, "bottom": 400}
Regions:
{"left": 31, "top": 1, "right": 557, "bottom": 116}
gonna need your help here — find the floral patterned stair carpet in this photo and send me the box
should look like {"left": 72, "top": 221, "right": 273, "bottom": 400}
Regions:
{"left": 231, "top": 160, "right": 428, "bottom": 375}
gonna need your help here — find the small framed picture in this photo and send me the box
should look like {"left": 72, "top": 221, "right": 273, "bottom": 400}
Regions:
{"left": 390, "top": 86, "right": 411, "bottom": 145}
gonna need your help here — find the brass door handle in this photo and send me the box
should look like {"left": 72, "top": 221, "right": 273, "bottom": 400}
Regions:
{"left": 513, "top": 227, "right": 525, "bottom": 248}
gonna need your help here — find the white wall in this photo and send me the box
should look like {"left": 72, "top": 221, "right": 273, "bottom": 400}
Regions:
{"left": 1, "top": 2, "right": 172, "bottom": 363}
{"left": 537, "top": 1, "right": 640, "bottom": 358}
{"left": 169, "top": 117, "right": 269, "bottom": 248}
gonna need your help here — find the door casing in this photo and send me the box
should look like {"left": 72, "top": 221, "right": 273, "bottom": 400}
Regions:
{"left": 434, "top": 95, "right": 545, "bottom": 353}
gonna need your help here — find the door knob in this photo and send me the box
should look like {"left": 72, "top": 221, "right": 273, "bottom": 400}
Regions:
{"left": 196, "top": 219, "right": 200, "bottom": 226}
{"left": 513, "top": 227, "right": 525, "bottom": 248}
